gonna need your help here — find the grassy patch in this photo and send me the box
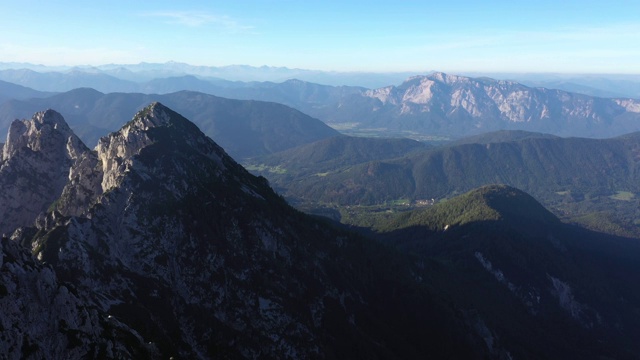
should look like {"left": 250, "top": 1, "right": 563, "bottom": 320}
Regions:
{"left": 610, "top": 191, "right": 635, "bottom": 201}
{"left": 243, "top": 164, "right": 287, "bottom": 174}
{"left": 326, "top": 122, "right": 360, "bottom": 130}
{"left": 570, "top": 212, "right": 630, "bottom": 236}
{"left": 389, "top": 198, "right": 411, "bottom": 206}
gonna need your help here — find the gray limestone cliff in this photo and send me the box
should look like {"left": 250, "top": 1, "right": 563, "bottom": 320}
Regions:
{"left": 351, "top": 72, "right": 640, "bottom": 137}
{"left": 0, "top": 110, "right": 91, "bottom": 235}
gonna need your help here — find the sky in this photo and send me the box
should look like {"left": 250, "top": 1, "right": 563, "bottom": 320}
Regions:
{"left": 1, "top": 0, "right": 639, "bottom": 74}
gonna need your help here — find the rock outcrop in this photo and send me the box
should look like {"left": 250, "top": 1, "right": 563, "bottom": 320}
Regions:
{"left": 0, "top": 110, "right": 91, "bottom": 235}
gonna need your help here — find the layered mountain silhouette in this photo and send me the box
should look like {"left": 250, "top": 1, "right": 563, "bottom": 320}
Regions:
{"left": 0, "top": 68, "right": 139, "bottom": 93}
{"left": 3, "top": 71, "right": 640, "bottom": 144}
{"left": 0, "top": 79, "right": 52, "bottom": 104}
{"left": 0, "top": 89, "right": 339, "bottom": 159}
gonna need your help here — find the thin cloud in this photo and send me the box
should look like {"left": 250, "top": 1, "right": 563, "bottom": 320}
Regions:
{"left": 142, "top": 11, "right": 254, "bottom": 33}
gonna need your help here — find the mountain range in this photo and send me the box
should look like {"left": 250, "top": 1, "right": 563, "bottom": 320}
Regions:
{"left": 334, "top": 72, "right": 640, "bottom": 139}
{"left": 3, "top": 61, "right": 640, "bottom": 98}
{"left": 0, "top": 89, "right": 338, "bottom": 159}
{"left": 2, "top": 68, "right": 640, "bottom": 141}
{"left": 0, "top": 62, "right": 415, "bottom": 89}
{"left": 0, "top": 79, "right": 52, "bottom": 104}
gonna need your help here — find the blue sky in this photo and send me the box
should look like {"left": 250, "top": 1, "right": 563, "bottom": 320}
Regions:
{"left": 1, "top": 0, "right": 639, "bottom": 73}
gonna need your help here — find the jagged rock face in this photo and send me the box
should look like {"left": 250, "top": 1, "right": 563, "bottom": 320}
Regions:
{"left": 0, "top": 110, "right": 91, "bottom": 235}
{"left": 21, "top": 103, "right": 482, "bottom": 359}
{"left": 52, "top": 150, "right": 103, "bottom": 218}
{"left": 357, "top": 72, "right": 640, "bottom": 137}
{"left": 0, "top": 236, "right": 154, "bottom": 359}
{"left": 95, "top": 103, "right": 227, "bottom": 192}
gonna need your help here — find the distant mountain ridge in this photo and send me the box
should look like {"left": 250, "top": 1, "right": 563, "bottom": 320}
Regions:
{"left": 0, "top": 79, "right": 52, "bottom": 104}
{"left": 0, "top": 61, "right": 416, "bottom": 88}
{"left": 2, "top": 66, "right": 640, "bottom": 139}
{"left": 344, "top": 72, "right": 640, "bottom": 138}
{"left": 0, "top": 89, "right": 339, "bottom": 159}
{"left": 3, "top": 62, "right": 640, "bottom": 98}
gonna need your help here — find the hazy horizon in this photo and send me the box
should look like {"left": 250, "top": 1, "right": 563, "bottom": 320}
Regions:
{"left": 1, "top": 1, "right": 639, "bottom": 75}
{"left": 4, "top": 60, "right": 640, "bottom": 78}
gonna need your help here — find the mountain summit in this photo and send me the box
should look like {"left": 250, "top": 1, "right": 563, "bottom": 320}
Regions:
{"left": 94, "top": 101, "right": 231, "bottom": 192}
{"left": 0, "top": 109, "right": 90, "bottom": 234}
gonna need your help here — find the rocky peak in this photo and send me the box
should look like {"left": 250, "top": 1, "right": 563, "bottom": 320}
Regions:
{"left": 95, "top": 101, "right": 227, "bottom": 192}
{"left": 2, "top": 109, "right": 85, "bottom": 161}
{"left": 428, "top": 71, "right": 469, "bottom": 85}
{"left": 125, "top": 101, "right": 182, "bottom": 130}
{"left": 0, "top": 110, "right": 90, "bottom": 234}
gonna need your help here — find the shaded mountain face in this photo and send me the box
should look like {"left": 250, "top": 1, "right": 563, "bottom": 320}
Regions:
{"left": 0, "top": 235, "right": 154, "bottom": 359}
{"left": 0, "top": 110, "right": 91, "bottom": 235}
{"left": 9, "top": 104, "right": 484, "bottom": 359}
{"left": 0, "top": 89, "right": 339, "bottom": 159}
{"left": 374, "top": 185, "right": 640, "bottom": 359}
